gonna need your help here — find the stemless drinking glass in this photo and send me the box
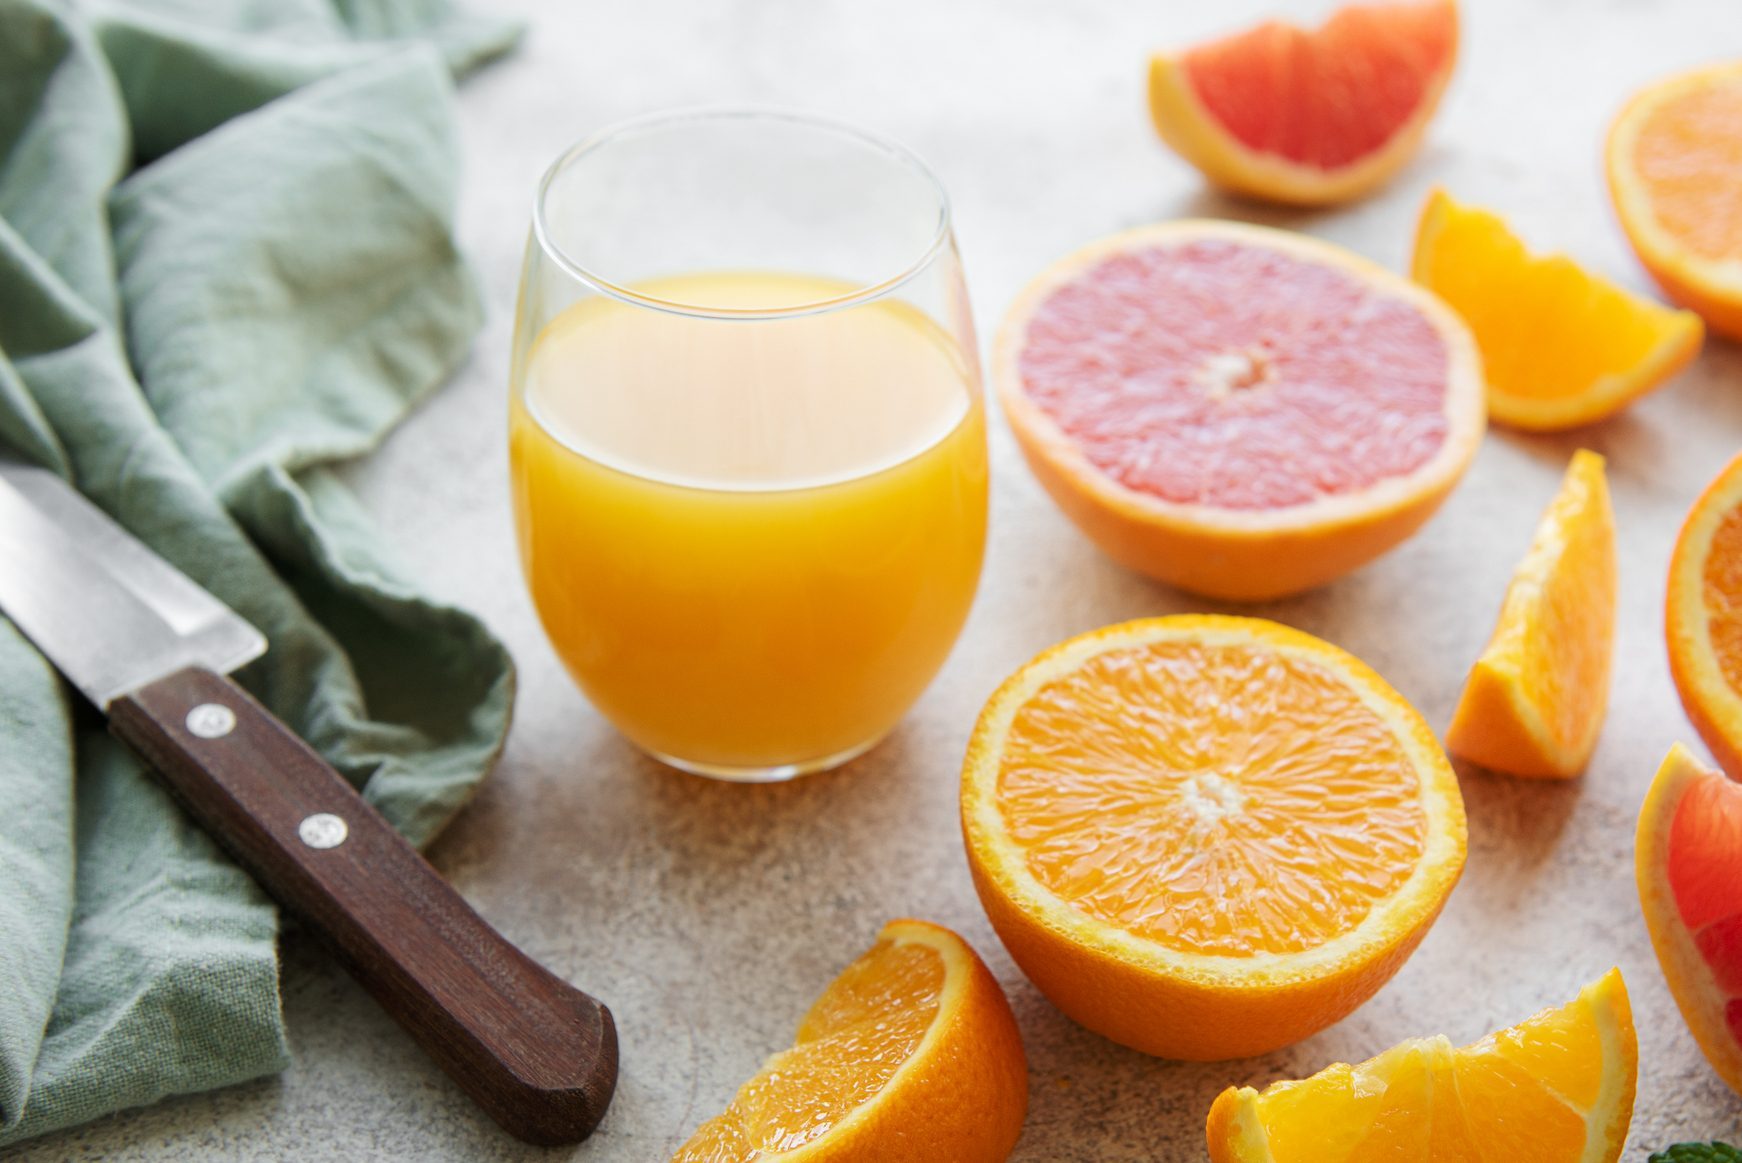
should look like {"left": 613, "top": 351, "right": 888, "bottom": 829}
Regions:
{"left": 509, "top": 109, "right": 989, "bottom": 781}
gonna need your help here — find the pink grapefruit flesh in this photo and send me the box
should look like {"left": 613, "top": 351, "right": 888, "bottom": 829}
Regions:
{"left": 1669, "top": 770, "right": 1742, "bottom": 1042}
{"left": 1638, "top": 743, "right": 1742, "bottom": 1096}
{"left": 1183, "top": 2, "right": 1457, "bottom": 172}
{"left": 994, "top": 221, "right": 1484, "bottom": 602}
{"left": 1015, "top": 236, "right": 1454, "bottom": 510}
{"left": 1149, "top": 1, "right": 1459, "bottom": 205}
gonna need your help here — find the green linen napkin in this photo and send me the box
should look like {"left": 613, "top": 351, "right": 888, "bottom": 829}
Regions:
{"left": 0, "top": 0, "right": 519, "bottom": 1145}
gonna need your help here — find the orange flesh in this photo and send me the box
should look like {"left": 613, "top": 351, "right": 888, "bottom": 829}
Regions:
{"left": 1445, "top": 449, "right": 1615, "bottom": 777}
{"left": 1704, "top": 506, "right": 1742, "bottom": 696}
{"left": 1240, "top": 981, "right": 1614, "bottom": 1161}
{"left": 1016, "top": 239, "right": 1452, "bottom": 511}
{"left": 1633, "top": 73, "right": 1742, "bottom": 261}
{"left": 1414, "top": 194, "right": 1693, "bottom": 410}
{"left": 1517, "top": 462, "right": 1614, "bottom": 756}
{"left": 995, "top": 639, "right": 1427, "bottom": 957}
{"left": 676, "top": 939, "right": 942, "bottom": 1159}
{"left": 1668, "top": 774, "right": 1742, "bottom": 1042}
{"left": 1182, "top": 1, "right": 1456, "bottom": 170}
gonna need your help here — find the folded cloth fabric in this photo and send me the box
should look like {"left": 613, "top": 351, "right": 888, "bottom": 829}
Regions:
{"left": 0, "top": 0, "right": 519, "bottom": 1145}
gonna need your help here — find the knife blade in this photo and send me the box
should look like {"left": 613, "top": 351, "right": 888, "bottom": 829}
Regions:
{"left": 0, "top": 460, "right": 266, "bottom": 707}
{"left": 0, "top": 456, "right": 616, "bottom": 1146}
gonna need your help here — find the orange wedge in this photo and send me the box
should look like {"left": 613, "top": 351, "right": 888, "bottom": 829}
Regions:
{"left": 1637, "top": 744, "right": 1742, "bottom": 1097}
{"left": 1668, "top": 453, "right": 1742, "bottom": 779}
{"left": 1412, "top": 189, "right": 1703, "bottom": 431}
{"left": 670, "top": 919, "right": 1027, "bottom": 1163}
{"left": 996, "top": 220, "right": 1484, "bottom": 602}
{"left": 1608, "top": 61, "right": 1742, "bottom": 342}
{"left": 1206, "top": 969, "right": 1637, "bottom": 1161}
{"left": 1446, "top": 450, "right": 1616, "bottom": 778}
{"left": 1148, "top": 0, "right": 1458, "bottom": 205}
{"left": 960, "top": 616, "right": 1466, "bottom": 1061}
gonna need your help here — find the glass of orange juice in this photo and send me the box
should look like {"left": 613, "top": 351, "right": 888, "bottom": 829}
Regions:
{"left": 509, "top": 109, "right": 989, "bottom": 781}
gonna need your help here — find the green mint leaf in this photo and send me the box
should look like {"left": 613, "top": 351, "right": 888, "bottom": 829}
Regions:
{"left": 1649, "top": 1144, "right": 1742, "bottom": 1163}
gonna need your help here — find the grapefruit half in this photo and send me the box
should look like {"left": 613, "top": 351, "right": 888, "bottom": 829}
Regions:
{"left": 1636, "top": 744, "right": 1742, "bottom": 1097}
{"left": 995, "top": 220, "right": 1485, "bottom": 602}
{"left": 1149, "top": 0, "right": 1459, "bottom": 206}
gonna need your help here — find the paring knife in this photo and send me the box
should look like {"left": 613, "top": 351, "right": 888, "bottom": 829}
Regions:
{"left": 0, "top": 456, "right": 616, "bottom": 1146}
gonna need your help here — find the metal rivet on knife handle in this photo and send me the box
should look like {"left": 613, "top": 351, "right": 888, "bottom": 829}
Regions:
{"left": 186, "top": 703, "right": 236, "bottom": 738}
{"left": 298, "top": 812, "right": 349, "bottom": 850}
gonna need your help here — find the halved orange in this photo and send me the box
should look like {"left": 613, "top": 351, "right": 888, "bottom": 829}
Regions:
{"left": 1667, "top": 452, "right": 1742, "bottom": 778}
{"left": 1446, "top": 450, "right": 1616, "bottom": 779}
{"left": 670, "top": 919, "right": 1028, "bottom": 1162}
{"left": 1608, "top": 61, "right": 1742, "bottom": 342}
{"left": 1148, "top": 0, "right": 1458, "bottom": 205}
{"left": 1637, "top": 744, "right": 1742, "bottom": 1097}
{"left": 960, "top": 616, "right": 1466, "bottom": 1061}
{"left": 1411, "top": 188, "right": 1703, "bottom": 431}
{"left": 1206, "top": 969, "right": 1637, "bottom": 1161}
{"left": 995, "top": 220, "right": 1484, "bottom": 602}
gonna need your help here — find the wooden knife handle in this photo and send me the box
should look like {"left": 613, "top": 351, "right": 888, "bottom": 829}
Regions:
{"left": 108, "top": 666, "right": 617, "bottom": 1146}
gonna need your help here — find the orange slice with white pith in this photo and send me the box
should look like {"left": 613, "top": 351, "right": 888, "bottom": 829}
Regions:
{"left": 1667, "top": 452, "right": 1742, "bottom": 779}
{"left": 961, "top": 615, "right": 1466, "bottom": 1061}
{"left": 1609, "top": 60, "right": 1742, "bottom": 342}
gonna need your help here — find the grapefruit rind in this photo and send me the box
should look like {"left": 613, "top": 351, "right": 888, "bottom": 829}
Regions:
{"left": 1147, "top": 1, "right": 1459, "bottom": 207}
{"left": 995, "top": 219, "right": 1485, "bottom": 602}
{"left": 1607, "top": 61, "right": 1742, "bottom": 343}
{"left": 961, "top": 615, "right": 1467, "bottom": 1061}
{"left": 1667, "top": 454, "right": 1742, "bottom": 780}
{"left": 1204, "top": 969, "right": 1637, "bottom": 1163}
{"left": 1636, "top": 744, "right": 1742, "bottom": 1096}
{"left": 1412, "top": 189, "right": 1704, "bottom": 432}
{"left": 1445, "top": 450, "right": 1616, "bottom": 779}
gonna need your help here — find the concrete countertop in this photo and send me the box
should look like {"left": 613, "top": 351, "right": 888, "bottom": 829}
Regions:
{"left": 15, "top": 0, "right": 1742, "bottom": 1158}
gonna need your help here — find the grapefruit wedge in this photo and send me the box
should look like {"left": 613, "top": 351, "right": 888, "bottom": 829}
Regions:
{"left": 995, "top": 220, "right": 1485, "bottom": 602}
{"left": 1636, "top": 744, "right": 1742, "bottom": 1097}
{"left": 1149, "top": 0, "right": 1459, "bottom": 206}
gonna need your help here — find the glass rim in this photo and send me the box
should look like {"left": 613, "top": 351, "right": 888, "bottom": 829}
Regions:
{"left": 531, "top": 105, "right": 955, "bottom": 321}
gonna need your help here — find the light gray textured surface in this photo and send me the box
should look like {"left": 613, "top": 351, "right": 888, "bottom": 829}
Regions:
{"left": 14, "top": 0, "right": 1742, "bottom": 1158}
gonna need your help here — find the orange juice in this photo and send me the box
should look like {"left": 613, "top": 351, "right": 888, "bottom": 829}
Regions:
{"left": 509, "top": 271, "right": 988, "bottom": 776}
